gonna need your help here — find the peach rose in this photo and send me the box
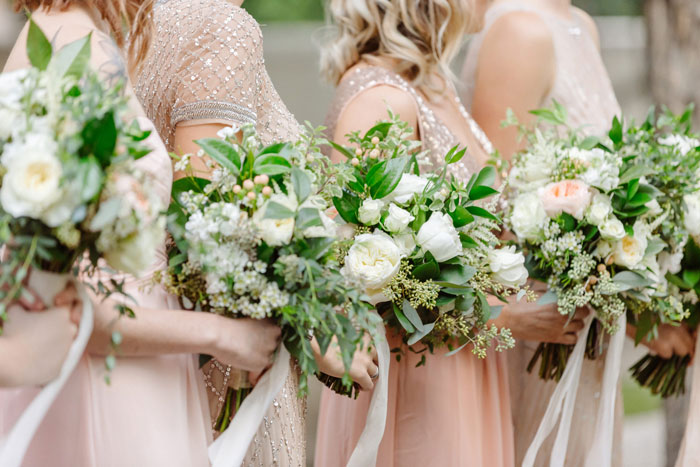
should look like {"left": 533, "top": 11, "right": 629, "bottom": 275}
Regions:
{"left": 539, "top": 179, "right": 592, "bottom": 220}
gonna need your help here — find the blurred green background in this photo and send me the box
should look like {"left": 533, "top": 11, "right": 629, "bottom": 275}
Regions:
{"left": 245, "top": 0, "right": 644, "bottom": 22}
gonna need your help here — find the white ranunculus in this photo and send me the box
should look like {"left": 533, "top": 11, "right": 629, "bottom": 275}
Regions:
{"left": 683, "top": 192, "right": 700, "bottom": 237}
{"left": 612, "top": 221, "right": 649, "bottom": 269}
{"left": 342, "top": 231, "right": 403, "bottom": 303}
{"left": 586, "top": 192, "right": 612, "bottom": 226}
{"left": 358, "top": 198, "right": 384, "bottom": 225}
{"left": 511, "top": 192, "right": 547, "bottom": 241}
{"left": 253, "top": 193, "right": 297, "bottom": 246}
{"left": 393, "top": 232, "right": 416, "bottom": 255}
{"left": 0, "top": 145, "right": 67, "bottom": 225}
{"left": 103, "top": 219, "right": 165, "bottom": 276}
{"left": 383, "top": 174, "right": 429, "bottom": 204}
{"left": 416, "top": 212, "right": 462, "bottom": 262}
{"left": 384, "top": 203, "right": 414, "bottom": 233}
{"left": 659, "top": 134, "right": 700, "bottom": 157}
{"left": 599, "top": 217, "right": 626, "bottom": 240}
{"left": 488, "top": 246, "right": 528, "bottom": 287}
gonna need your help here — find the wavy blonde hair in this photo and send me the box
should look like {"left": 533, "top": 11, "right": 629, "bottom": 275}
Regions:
{"left": 14, "top": 0, "right": 154, "bottom": 69}
{"left": 322, "top": 0, "right": 477, "bottom": 95}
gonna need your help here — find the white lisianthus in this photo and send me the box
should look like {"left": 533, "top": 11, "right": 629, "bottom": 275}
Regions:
{"left": 612, "top": 221, "right": 649, "bottom": 269}
{"left": 599, "top": 217, "right": 626, "bottom": 240}
{"left": 511, "top": 192, "right": 547, "bottom": 241}
{"left": 253, "top": 193, "right": 297, "bottom": 246}
{"left": 416, "top": 212, "right": 462, "bottom": 262}
{"left": 586, "top": 192, "right": 612, "bottom": 226}
{"left": 393, "top": 232, "right": 416, "bottom": 255}
{"left": 488, "top": 246, "right": 528, "bottom": 287}
{"left": 659, "top": 134, "right": 700, "bottom": 157}
{"left": 383, "top": 174, "right": 429, "bottom": 204}
{"left": 342, "top": 231, "right": 403, "bottom": 304}
{"left": 683, "top": 192, "right": 700, "bottom": 237}
{"left": 358, "top": 198, "right": 384, "bottom": 225}
{"left": 384, "top": 203, "right": 414, "bottom": 233}
{"left": 103, "top": 219, "right": 165, "bottom": 276}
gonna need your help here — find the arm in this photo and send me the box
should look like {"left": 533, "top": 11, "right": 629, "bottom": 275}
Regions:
{"left": 572, "top": 7, "right": 601, "bottom": 50}
{"left": 626, "top": 322, "right": 695, "bottom": 359}
{"left": 469, "top": 12, "right": 556, "bottom": 160}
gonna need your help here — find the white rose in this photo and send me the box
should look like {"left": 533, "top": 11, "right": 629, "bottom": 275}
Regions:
{"left": 393, "top": 232, "right": 416, "bottom": 255}
{"left": 683, "top": 193, "right": 700, "bottom": 237}
{"left": 612, "top": 221, "right": 649, "bottom": 269}
{"left": 416, "top": 212, "right": 462, "bottom": 262}
{"left": 0, "top": 145, "right": 69, "bottom": 226}
{"left": 488, "top": 246, "right": 528, "bottom": 287}
{"left": 383, "top": 174, "right": 429, "bottom": 204}
{"left": 253, "top": 193, "right": 297, "bottom": 246}
{"left": 511, "top": 192, "right": 547, "bottom": 241}
{"left": 384, "top": 203, "right": 414, "bottom": 233}
{"left": 342, "top": 231, "right": 403, "bottom": 304}
{"left": 599, "top": 217, "right": 626, "bottom": 240}
{"left": 103, "top": 219, "right": 165, "bottom": 276}
{"left": 358, "top": 198, "right": 384, "bottom": 225}
{"left": 586, "top": 193, "right": 612, "bottom": 226}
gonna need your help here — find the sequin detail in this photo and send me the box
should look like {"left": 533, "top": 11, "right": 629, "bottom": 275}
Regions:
{"left": 134, "top": 1, "right": 306, "bottom": 465}
{"left": 325, "top": 66, "right": 491, "bottom": 182}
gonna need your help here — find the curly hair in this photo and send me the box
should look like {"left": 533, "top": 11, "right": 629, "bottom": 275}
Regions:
{"left": 322, "top": 0, "right": 479, "bottom": 96}
{"left": 14, "top": 0, "right": 154, "bottom": 69}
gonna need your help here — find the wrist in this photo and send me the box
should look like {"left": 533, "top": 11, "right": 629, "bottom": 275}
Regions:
{"left": 199, "top": 313, "right": 225, "bottom": 357}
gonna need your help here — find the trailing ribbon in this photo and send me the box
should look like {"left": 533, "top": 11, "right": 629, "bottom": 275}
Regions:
{"left": 675, "top": 334, "right": 700, "bottom": 467}
{"left": 523, "top": 312, "right": 625, "bottom": 467}
{"left": 0, "top": 272, "right": 94, "bottom": 467}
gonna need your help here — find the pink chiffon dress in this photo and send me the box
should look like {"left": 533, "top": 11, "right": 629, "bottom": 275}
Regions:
{"left": 314, "top": 66, "right": 515, "bottom": 467}
{"left": 0, "top": 8, "right": 211, "bottom": 467}
{"left": 461, "top": 2, "right": 623, "bottom": 466}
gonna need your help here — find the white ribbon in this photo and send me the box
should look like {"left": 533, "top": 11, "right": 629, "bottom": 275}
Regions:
{"left": 208, "top": 346, "right": 290, "bottom": 467}
{"left": 0, "top": 272, "right": 94, "bottom": 467}
{"left": 675, "top": 334, "right": 700, "bottom": 467}
{"left": 347, "top": 325, "right": 390, "bottom": 467}
{"left": 523, "top": 312, "right": 625, "bottom": 467}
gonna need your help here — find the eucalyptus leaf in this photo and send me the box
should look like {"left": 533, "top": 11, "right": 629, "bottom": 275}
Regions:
{"left": 48, "top": 34, "right": 91, "bottom": 79}
{"left": 195, "top": 138, "right": 240, "bottom": 174}
{"left": 89, "top": 197, "right": 122, "bottom": 231}
{"left": 296, "top": 207, "right": 322, "bottom": 230}
{"left": 291, "top": 167, "right": 312, "bottom": 203}
{"left": 26, "top": 19, "right": 52, "bottom": 71}
{"left": 407, "top": 322, "right": 435, "bottom": 346}
{"left": 436, "top": 264, "right": 476, "bottom": 287}
{"left": 402, "top": 300, "right": 425, "bottom": 332}
{"left": 263, "top": 201, "right": 295, "bottom": 220}
{"left": 612, "top": 270, "right": 654, "bottom": 292}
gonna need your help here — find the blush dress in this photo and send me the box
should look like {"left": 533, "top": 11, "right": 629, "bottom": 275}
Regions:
{"left": 461, "top": 3, "right": 623, "bottom": 466}
{"left": 0, "top": 7, "right": 211, "bottom": 467}
{"left": 135, "top": 1, "right": 307, "bottom": 465}
{"left": 314, "top": 66, "right": 515, "bottom": 467}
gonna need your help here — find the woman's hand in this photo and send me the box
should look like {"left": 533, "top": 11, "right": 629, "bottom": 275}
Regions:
{"left": 313, "top": 334, "right": 379, "bottom": 391}
{"left": 209, "top": 317, "right": 282, "bottom": 374}
{"left": 636, "top": 323, "right": 695, "bottom": 359}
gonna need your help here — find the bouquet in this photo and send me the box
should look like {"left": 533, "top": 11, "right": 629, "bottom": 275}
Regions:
{"left": 614, "top": 107, "right": 700, "bottom": 397}
{"left": 330, "top": 112, "right": 532, "bottom": 366}
{"left": 0, "top": 21, "right": 164, "bottom": 327}
{"left": 504, "top": 102, "right": 677, "bottom": 381}
{"left": 163, "top": 123, "right": 381, "bottom": 429}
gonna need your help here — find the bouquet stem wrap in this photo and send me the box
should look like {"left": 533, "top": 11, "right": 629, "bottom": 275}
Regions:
{"left": 0, "top": 270, "right": 94, "bottom": 467}
{"left": 674, "top": 335, "right": 700, "bottom": 467}
{"left": 523, "top": 311, "right": 626, "bottom": 467}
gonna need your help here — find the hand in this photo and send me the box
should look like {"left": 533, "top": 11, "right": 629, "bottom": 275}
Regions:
{"left": 639, "top": 323, "right": 695, "bottom": 359}
{"left": 54, "top": 282, "right": 83, "bottom": 326}
{"left": 499, "top": 293, "right": 589, "bottom": 345}
{"left": 210, "top": 317, "right": 281, "bottom": 374}
{"left": 313, "top": 333, "right": 379, "bottom": 391}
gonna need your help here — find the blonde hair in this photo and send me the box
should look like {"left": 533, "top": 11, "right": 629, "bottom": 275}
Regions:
{"left": 322, "top": 0, "right": 476, "bottom": 95}
{"left": 14, "top": 0, "right": 154, "bottom": 69}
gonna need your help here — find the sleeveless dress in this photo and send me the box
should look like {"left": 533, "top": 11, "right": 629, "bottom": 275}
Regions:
{"left": 134, "top": 2, "right": 307, "bottom": 465}
{"left": 461, "top": 3, "right": 623, "bottom": 466}
{"left": 314, "top": 66, "right": 515, "bottom": 467}
{"left": 0, "top": 8, "right": 212, "bottom": 467}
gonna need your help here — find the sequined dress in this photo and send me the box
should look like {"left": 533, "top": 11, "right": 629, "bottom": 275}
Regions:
{"left": 135, "top": 1, "right": 306, "bottom": 465}
{"left": 314, "top": 66, "right": 515, "bottom": 467}
{"left": 461, "top": 3, "right": 623, "bottom": 466}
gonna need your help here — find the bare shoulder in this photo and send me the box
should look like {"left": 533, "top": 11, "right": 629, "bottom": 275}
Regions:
{"left": 485, "top": 10, "right": 554, "bottom": 51}
{"left": 572, "top": 7, "right": 600, "bottom": 49}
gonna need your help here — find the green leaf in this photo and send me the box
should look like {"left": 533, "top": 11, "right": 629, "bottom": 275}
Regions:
{"left": 471, "top": 166, "right": 497, "bottom": 190}
{"left": 627, "top": 179, "right": 640, "bottom": 200}
{"left": 195, "top": 138, "right": 240, "bottom": 175}
{"left": 402, "top": 300, "right": 425, "bottom": 332}
{"left": 48, "top": 34, "right": 91, "bottom": 79}
{"left": 559, "top": 213, "right": 577, "bottom": 232}
{"left": 327, "top": 141, "right": 355, "bottom": 160}
{"left": 455, "top": 294, "right": 476, "bottom": 312}
{"left": 449, "top": 206, "right": 474, "bottom": 228}
{"left": 392, "top": 302, "right": 415, "bottom": 333}
{"left": 413, "top": 260, "right": 440, "bottom": 281}
{"left": 619, "top": 164, "right": 655, "bottom": 184}
{"left": 171, "top": 177, "right": 210, "bottom": 199}
{"left": 609, "top": 116, "right": 623, "bottom": 144}
{"left": 445, "top": 146, "right": 467, "bottom": 165}
{"left": 81, "top": 112, "right": 117, "bottom": 164}
{"left": 445, "top": 342, "right": 469, "bottom": 357}
{"left": 612, "top": 270, "right": 653, "bottom": 292}
{"left": 460, "top": 234, "right": 479, "bottom": 249}
{"left": 366, "top": 160, "right": 387, "bottom": 188}
{"left": 253, "top": 154, "right": 292, "bottom": 175}
{"left": 537, "top": 289, "right": 558, "bottom": 306}
{"left": 263, "top": 201, "right": 295, "bottom": 220}
{"left": 466, "top": 206, "right": 500, "bottom": 222}
{"left": 291, "top": 167, "right": 311, "bottom": 203}
{"left": 26, "top": 19, "right": 52, "bottom": 71}
{"left": 627, "top": 192, "right": 653, "bottom": 208}
{"left": 644, "top": 238, "right": 666, "bottom": 257}
{"left": 363, "top": 122, "right": 392, "bottom": 141}
{"left": 296, "top": 207, "right": 322, "bottom": 230}
{"left": 436, "top": 264, "right": 476, "bottom": 286}
{"left": 683, "top": 270, "right": 700, "bottom": 288}
{"left": 77, "top": 156, "right": 103, "bottom": 202}
{"left": 469, "top": 185, "right": 499, "bottom": 201}
{"left": 332, "top": 191, "right": 360, "bottom": 224}
{"left": 300, "top": 237, "right": 335, "bottom": 260}
{"left": 407, "top": 322, "right": 435, "bottom": 346}
{"left": 89, "top": 197, "right": 121, "bottom": 231}
{"left": 580, "top": 136, "right": 600, "bottom": 150}
{"left": 370, "top": 156, "right": 411, "bottom": 199}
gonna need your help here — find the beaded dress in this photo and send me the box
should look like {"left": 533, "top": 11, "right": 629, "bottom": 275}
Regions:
{"left": 461, "top": 3, "right": 623, "bottom": 466}
{"left": 314, "top": 65, "right": 515, "bottom": 467}
{"left": 135, "top": 1, "right": 306, "bottom": 465}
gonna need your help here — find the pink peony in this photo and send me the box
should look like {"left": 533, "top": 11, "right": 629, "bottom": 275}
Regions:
{"left": 539, "top": 179, "right": 592, "bottom": 220}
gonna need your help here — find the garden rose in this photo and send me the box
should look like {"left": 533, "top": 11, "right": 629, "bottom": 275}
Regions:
{"left": 511, "top": 192, "right": 546, "bottom": 241}
{"left": 383, "top": 174, "right": 429, "bottom": 204}
{"left": 539, "top": 179, "right": 592, "bottom": 220}
{"left": 358, "top": 198, "right": 384, "bottom": 225}
{"left": 416, "top": 212, "right": 462, "bottom": 262}
{"left": 586, "top": 192, "right": 612, "bottom": 226}
{"left": 599, "top": 217, "right": 626, "bottom": 240}
{"left": 342, "top": 231, "right": 403, "bottom": 304}
{"left": 384, "top": 203, "right": 414, "bottom": 233}
{"left": 612, "top": 221, "right": 649, "bottom": 269}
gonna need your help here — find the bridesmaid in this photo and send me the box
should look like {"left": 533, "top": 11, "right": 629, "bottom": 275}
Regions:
{"left": 314, "top": 1, "right": 516, "bottom": 466}
{"left": 134, "top": 0, "right": 378, "bottom": 464}
{"left": 460, "top": 0, "right": 694, "bottom": 465}
{"left": 1, "top": 2, "right": 281, "bottom": 466}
